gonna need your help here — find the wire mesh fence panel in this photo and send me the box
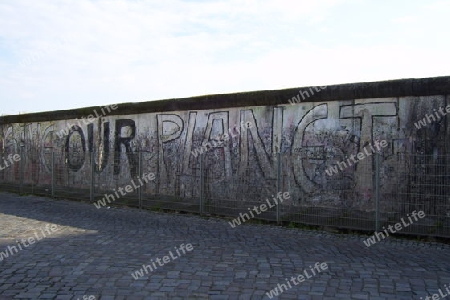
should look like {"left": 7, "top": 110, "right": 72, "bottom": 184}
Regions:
{"left": 93, "top": 150, "right": 142, "bottom": 209}
{"left": 21, "top": 148, "right": 52, "bottom": 197}
{"left": 0, "top": 148, "right": 53, "bottom": 197}
{"left": 201, "top": 152, "right": 278, "bottom": 221}
{"left": 280, "top": 152, "right": 377, "bottom": 231}
{"left": 1, "top": 145, "right": 450, "bottom": 238}
{"left": 0, "top": 150, "right": 22, "bottom": 194}
{"left": 52, "top": 149, "right": 92, "bottom": 202}
{"left": 139, "top": 149, "right": 201, "bottom": 214}
{"left": 381, "top": 153, "right": 450, "bottom": 238}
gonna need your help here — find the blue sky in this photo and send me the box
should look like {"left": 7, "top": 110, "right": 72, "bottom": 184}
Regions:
{"left": 0, "top": 0, "right": 449, "bottom": 115}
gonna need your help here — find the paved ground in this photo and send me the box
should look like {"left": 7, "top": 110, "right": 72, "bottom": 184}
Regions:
{"left": 0, "top": 193, "right": 449, "bottom": 300}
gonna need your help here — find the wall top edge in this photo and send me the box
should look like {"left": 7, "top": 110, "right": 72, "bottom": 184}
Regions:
{"left": 1, "top": 75, "right": 450, "bottom": 124}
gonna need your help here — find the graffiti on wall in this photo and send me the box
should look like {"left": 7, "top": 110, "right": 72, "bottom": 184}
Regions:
{"left": 2, "top": 95, "right": 447, "bottom": 208}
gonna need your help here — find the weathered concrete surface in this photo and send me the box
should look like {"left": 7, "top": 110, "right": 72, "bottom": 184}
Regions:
{"left": 0, "top": 192, "right": 449, "bottom": 299}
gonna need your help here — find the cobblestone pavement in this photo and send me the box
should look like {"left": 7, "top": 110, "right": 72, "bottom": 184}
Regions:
{"left": 0, "top": 193, "right": 449, "bottom": 300}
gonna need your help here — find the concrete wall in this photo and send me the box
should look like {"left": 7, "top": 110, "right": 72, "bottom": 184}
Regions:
{"left": 1, "top": 76, "right": 450, "bottom": 212}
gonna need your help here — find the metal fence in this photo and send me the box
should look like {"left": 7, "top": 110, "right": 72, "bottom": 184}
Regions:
{"left": 0, "top": 148, "right": 449, "bottom": 238}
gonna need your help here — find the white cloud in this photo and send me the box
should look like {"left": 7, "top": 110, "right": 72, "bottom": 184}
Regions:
{"left": 0, "top": 0, "right": 449, "bottom": 115}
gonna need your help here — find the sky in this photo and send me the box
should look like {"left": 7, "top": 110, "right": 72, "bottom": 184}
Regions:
{"left": 0, "top": 0, "right": 449, "bottom": 116}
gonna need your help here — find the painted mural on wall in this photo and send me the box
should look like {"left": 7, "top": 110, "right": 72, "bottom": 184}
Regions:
{"left": 1, "top": 95, "right": 448, "bottom": 211}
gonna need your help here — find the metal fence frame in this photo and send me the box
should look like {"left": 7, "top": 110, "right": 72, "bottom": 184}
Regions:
{"left": 0, "top": 148, "right": 449, "bottom": 238}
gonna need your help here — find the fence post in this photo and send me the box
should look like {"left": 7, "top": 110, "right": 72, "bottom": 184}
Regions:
{"left": 138, "top": 150, "right": 143, "bottom": 209}
{"left": 51, "top": 150, "right": 55, "bottom": 198}
{"left": 199, "top": 154, "right": 204, "bottom": 215}
{"left": 276, "top": 152, "right": 282, "bottom": 225}
{"left": 19, "top": 144, "right": 24, "bottom": 194}
{"left": 90, "top": 151, "right": 94, "bottom": 202}
{"left": 375, "top": 152, "right": 381, "bottom": 231}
